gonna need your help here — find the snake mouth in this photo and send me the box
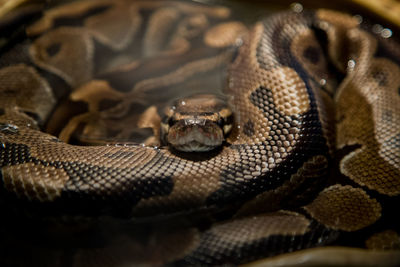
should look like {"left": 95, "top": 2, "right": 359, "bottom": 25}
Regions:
{"left": 167, "top": 121, "right": 224, "bottom": 152}
{"left": 161, "top": 93, "right": 233, "bottom": 152}
{"left": 174, "top": 141, "right": 219, "bottom": 152}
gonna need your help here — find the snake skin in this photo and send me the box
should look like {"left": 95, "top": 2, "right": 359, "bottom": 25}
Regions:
{"left": 0, "top": 0, "right": 399, "bottom": 266}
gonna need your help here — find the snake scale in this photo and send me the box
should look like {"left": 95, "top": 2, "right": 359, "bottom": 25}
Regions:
{"left": 0, "top": 0, "right": 399, "bottom": 266}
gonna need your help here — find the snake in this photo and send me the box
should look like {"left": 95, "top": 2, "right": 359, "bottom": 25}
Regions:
{"left": 0, "top": 0, "right": 399, "bottom": 266}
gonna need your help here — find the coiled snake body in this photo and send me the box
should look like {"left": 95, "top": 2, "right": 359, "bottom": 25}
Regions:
{"left": 0, "top": 0, "right": 399, "bottom": 266}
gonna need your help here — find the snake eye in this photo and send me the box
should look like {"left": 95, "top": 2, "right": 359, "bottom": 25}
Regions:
{"left": 161, "top": 116, "right": 175, "bottom": 128}
{"left": 217, "top": 117, "right": 225, "bottom": 127}
{"left": 168, "top": 117, "right": 176, "bottom": 127}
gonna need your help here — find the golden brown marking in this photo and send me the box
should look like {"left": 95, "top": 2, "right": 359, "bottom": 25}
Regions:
{"left": 204, "top": 21, "right": 247, "bottom": 48}
{"left": 2, "top": 163, "right": 69, "bottom": 201}
{"left": 58, "top": 113, "right": 95, "bottom": 143}
{"left": 59, "top": 79, "right": 126, "bottom": 143}
{"left": 235, "top": 155, "right": 328, "bottom": 217}
{"left": 143, "top": 7, "right": 180, "bottom": 56}
{"left": 163, "top": 36, "right": 190, "bottom": 56}
{"left": 210, "top": 211, "right": 310, "bottom": 244}
{"left": 290, "top": 28, "right": 334, "bottom": 94}
{"left": 289, "top": 26, "right": 336, "bottom": 154}
{"left": 316, "top": 10, "right": 360, "bottom": 71}
{"left": 172, "top": 1, "right": 230, "bottom": 18}
{"left": 304, "top": 185, "right": 381, "bottom": 231}
{"left": 26, "top": 0, "right": 230, "bottom": 35}
{"left": 0, "top": 64, "right": 55, "bottom": 122}
{"left": 127, "top": 51, "right": 233, "bottom": 96}
{"left": 85, "top": 2, "right": 142, "bottom": 50}
{"left": 137, "top": 105, "right": 162, "bottom": 146}
{"left": 218, "top": 107, "right": 232, "bottom": 119}
{"left": 335, "top": 31, "right": 400, "bottom": 195}
{"left": 26, "top": 0, "right": 114, "bottom": 36}
{"left": 1, "top": 125, "right": 158, "bottom": 170}
{"left": 266, "top": 67, "right": 311, "bottom": 116}
{"left": 70, "top": 80, "right": 125, "bottom": 113}
{"left": 317, "top": 9, "right": 359, "bottom": 29}
{"left": 132, "top": 147, "right": 241, "bottom": 215}
{"left": 175, "top": 14, "right": 209, "bottom": 41}
{"left": 229, "top": 22, "right": 310, "bottom": 151}
{"left": 366, "top": 230, "right": 400, "bottom": 250}
{"left": 29, "top": 27, "right": 94, "bottom": 87}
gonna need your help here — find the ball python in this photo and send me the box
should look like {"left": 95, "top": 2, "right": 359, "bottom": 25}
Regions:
{"left": 0, "top": 0, "right": 399, "bottom": 266}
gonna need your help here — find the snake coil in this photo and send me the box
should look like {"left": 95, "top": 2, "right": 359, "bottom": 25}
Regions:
{"left": 0, "top": 0, "right": 399, "bottom": 266}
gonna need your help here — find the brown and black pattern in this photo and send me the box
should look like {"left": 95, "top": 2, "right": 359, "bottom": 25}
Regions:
{"left": 0, "top": 1, "right": 399, "bottom": 266}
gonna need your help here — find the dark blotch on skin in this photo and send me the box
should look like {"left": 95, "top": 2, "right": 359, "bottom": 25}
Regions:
{"left": 243, "top": 119, "right": 255, "bottom": 137}
{"left": 372, "top": 68, "right": 388, "bottom": 86}
{"left": 46, "top": 43, "right": 61, "bottom": 57}
{"left": 303, "top": 46, "right": 320, "bottom": 64}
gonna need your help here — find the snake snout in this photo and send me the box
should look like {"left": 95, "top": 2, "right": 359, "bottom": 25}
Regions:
{"left": 160, "top": 94, "right": 233, "bottom": 152}
{"left": 166, "top": 119, "right": 224, "bottom": 152}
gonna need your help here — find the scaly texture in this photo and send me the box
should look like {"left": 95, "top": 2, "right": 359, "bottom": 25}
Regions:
{"left": 0, "top": 1, "right": 399, "bottom": 266}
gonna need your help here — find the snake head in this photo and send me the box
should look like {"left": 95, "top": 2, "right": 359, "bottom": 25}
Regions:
{"left": 161, "top": 94, "right": 233, "bottom": 152}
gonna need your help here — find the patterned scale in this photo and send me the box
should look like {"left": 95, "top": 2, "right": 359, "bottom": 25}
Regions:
{"left": 0, "top": 0, "right": 399, "bottom": 266}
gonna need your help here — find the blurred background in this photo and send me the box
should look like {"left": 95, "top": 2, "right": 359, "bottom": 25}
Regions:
{"left": 1, "top": 0, "right": 400, "bottom": 30}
